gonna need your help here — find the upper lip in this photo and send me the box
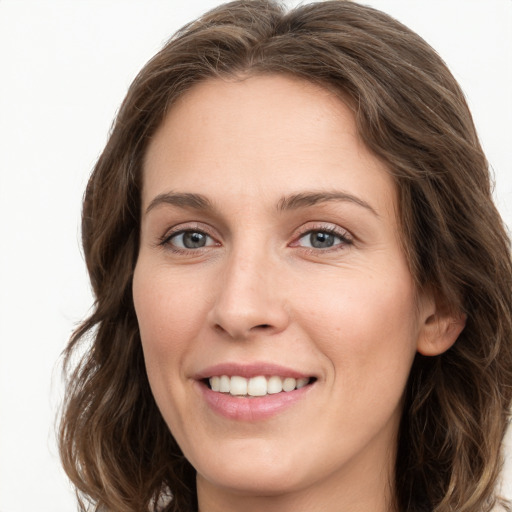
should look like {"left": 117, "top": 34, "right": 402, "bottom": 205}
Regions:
{"left": 194, "top": 362, "right": 314, "bottom": 380}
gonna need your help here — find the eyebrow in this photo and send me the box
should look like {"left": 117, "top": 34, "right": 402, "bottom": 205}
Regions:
{"left": 145, "top": 190, "right": 378, "bottom": 217}
{"left": 145, "top": 192, "right": 213, "bottom": 214}
{"left": 277, "top": 191, "right": 379, "bottom": 216}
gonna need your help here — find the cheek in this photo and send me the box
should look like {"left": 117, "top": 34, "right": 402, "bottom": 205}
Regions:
{"left": 295, "top": 267, "right": 419, "bottom": 390}
{"left": 132, "top": 263, "right": 210, "bottom": 380}
{"left": 132, "top": 262, "right": 217, "bottom": 442}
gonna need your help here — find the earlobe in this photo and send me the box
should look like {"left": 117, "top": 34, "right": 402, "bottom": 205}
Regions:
{"left": 416, "top": 306, "right": 467, "bottom": 357}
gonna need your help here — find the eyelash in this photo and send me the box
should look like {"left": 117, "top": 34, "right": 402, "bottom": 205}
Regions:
{"left": 158, "top": 223, "right": 353, "bottom": 254}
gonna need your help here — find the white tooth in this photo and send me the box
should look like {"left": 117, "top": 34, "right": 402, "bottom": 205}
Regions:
{"left": 267, "top": 376, "right": 283, "bottom": 394}
{"left": 212, "top": 375, "right": 307, "bottom": 395}
{"left": 283, "top": 377, "right": 296, "bottom": 392}
{"left": 210, "top": 376, "right": 220, "bottom": 391}
{"left": 219, "top": 375, "right": 230, "bottom": 393}
{"left": 230, "top": 376, "right": 248, "bottom": 396}
{"left": 296, "top": 377, "right": 309, "bottom": 389}
{"left": 248, "top": 376, "right": 267, "bottom": 396}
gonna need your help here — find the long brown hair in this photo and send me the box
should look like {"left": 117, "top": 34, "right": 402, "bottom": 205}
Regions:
{"left": 59, "top": 1, "right": 512, "bottom": 511}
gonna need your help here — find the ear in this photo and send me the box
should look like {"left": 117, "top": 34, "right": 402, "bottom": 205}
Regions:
{"left": 416, "top": 292, "right": 466, "bottom": 357}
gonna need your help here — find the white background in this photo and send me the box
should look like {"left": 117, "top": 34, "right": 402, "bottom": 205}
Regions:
{"left": 0, "top": 1, "right": 510, "bottom": 510}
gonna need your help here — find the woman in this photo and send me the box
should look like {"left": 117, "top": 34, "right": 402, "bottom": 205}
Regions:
{"left": 59, "top": 1, "right": 512, "bottom": 511}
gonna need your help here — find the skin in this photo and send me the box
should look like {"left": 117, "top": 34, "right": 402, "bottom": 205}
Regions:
{"left": 133, "top": 74, "right": 463, "bottom": 512}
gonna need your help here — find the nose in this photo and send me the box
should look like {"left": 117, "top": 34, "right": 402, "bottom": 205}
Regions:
{"left": 207, "top": 250, "right": 290, "bottom": 340}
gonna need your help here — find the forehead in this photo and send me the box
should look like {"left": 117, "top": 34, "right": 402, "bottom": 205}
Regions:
{"left": 142, "top": 74, "right": 396, "bottom": 220}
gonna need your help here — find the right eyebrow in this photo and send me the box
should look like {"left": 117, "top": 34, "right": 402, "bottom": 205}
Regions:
{"left": 145, "top": 192, "right": 213, "bottom": 215}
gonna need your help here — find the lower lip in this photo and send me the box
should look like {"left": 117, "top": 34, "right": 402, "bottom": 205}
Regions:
{"left": 197, "top": 381, "right": 314, "bottom": 421}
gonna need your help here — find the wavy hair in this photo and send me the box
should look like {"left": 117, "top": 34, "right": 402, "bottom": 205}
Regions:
{"left": 59, "top": 1, "right": 512, "bottom": 511}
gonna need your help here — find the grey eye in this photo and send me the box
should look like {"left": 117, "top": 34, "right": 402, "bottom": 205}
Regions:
{"left": 171, "top": 231, "right": 212, "bottom": 249}
{"left": 298, "top": 230, "right": 345, "bottom": 249}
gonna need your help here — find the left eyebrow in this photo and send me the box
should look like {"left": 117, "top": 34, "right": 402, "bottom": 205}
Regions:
{"left": 277, "top": 191, "right": 379, "bottom": 217}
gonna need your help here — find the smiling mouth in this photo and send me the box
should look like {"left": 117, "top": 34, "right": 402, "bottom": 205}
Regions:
{"left": 204, "top": 375, "right": 316, "bottom": 397}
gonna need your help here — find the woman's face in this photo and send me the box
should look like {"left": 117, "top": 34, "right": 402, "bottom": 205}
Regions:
{"left": 133, "top": 75, "right": 437, "bottom": 507}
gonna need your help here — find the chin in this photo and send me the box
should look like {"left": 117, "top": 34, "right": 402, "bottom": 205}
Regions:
{"left": 191, "top": 440, "right": 311, "bottom": 496}
{"left": 197, "top": 463, "right": 306, "bottom": 497}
